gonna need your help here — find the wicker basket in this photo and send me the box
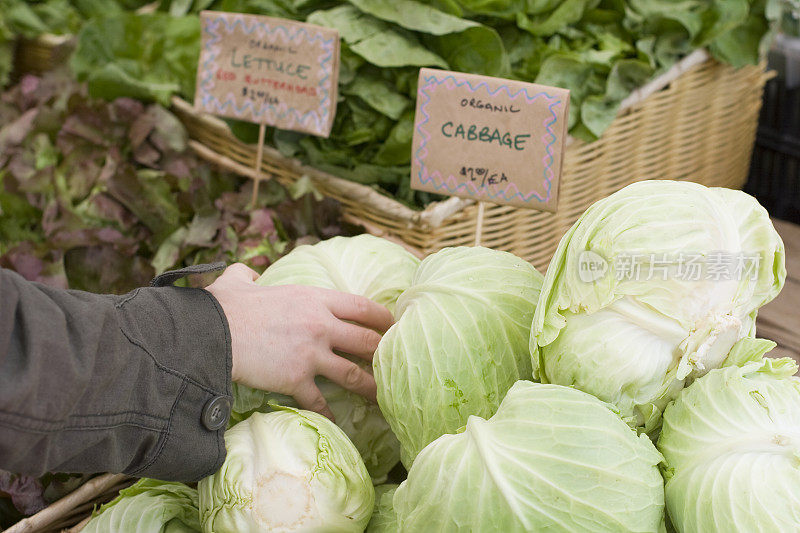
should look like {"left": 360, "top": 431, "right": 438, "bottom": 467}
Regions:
{"left": 173, "top": 50, "right": 770, "bottom": 271}
{"left": 4, "top": 474, "right": 132, "bottom": 533}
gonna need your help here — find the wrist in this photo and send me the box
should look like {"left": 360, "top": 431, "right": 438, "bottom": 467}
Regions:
{"left": 201, "top": 287, "right": 236, "bottom": 386}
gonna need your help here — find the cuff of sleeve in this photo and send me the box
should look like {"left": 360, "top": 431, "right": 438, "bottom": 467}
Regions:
{"left": 116, "top": 286, "right": 232, "bottom": 395}
{"left": 127, "top": 378, "right": 228, "bottom": 482}
{"left": 116, "top": 286, "right": 232, "bottom": 481}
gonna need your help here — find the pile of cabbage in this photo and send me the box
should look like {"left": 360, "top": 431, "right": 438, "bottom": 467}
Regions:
{"left": 84, "top": 180, "right": 798, "bottom": 533}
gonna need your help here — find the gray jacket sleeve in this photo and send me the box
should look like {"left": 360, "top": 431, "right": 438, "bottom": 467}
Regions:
{"left": 0, "top": 266, "right": 233, "bottom": 482}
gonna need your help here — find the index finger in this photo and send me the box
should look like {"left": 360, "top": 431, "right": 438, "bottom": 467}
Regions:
{"left": 319, "top": 290, "right": 394, "bottom": 333}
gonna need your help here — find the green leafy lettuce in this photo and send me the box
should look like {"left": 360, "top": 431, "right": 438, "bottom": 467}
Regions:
{"left": 53, "top": 0, "right": 788, "bottom": 206}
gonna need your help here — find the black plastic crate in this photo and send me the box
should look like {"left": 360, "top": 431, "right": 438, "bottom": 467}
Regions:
{"left": 746, "top": 36, "right": 800, "bottom": 223}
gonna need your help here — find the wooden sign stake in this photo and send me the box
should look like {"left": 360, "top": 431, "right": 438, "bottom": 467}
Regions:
{"left": 250, "top": 123, "right": 266, "bottom": 208}
{"left": 474, "top": 201, "right": 486, "bottom": 247}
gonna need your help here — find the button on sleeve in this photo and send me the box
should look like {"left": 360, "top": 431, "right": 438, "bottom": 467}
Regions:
{"left": 202, "top": 396, "right": 232, "bottom": 431}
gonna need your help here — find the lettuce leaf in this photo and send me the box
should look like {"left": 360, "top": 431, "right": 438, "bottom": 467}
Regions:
{"left": 70, "top": 13, "right": 200, "bottom": 105}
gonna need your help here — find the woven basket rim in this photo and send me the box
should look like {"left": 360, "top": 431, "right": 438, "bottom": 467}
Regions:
{"left": 4, "top": 473, "right": 132, "bottom": 533}
{"left": 20, "top": 33, "right": 75, "bottom": 46}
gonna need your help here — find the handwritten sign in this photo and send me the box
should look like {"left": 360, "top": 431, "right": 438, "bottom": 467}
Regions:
{"left": 411, "top": 68, "right": 569, "bottom": 211}
{"left": 196, "top": 11, "right": 340, "bottom": 137}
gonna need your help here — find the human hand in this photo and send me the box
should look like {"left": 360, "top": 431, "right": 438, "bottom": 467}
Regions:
{"left": 205, "top": 263, "right": 394, "bottom": 420}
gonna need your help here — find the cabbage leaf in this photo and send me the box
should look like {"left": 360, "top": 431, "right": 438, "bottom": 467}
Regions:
{"left": 83, "top": 478, "right": 200, "bottom": 533}
{"left": 375, "top": 246, "right": 542, "bottom": 467}
{"left": 392, "top": 380, "right": 665, "bottom": 532}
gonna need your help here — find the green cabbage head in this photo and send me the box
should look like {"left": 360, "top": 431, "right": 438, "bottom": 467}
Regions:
{"left": 256, "top": 234, "right": 419, "bottom": 313}
{"left": 228, "top": 380, "right": 400, "bottom": 485}
{"left": 374, "top": 246, "right": 543, "bottom": 467}
{"left": 83, "top": 478, "right": 200, "bottom": 532}
{"left": 391, "top": 380, "right": 665, "bottom": 532}
{"left": 658, "top": 338, "right": 800, "bottom": 533}
{"left": 366, "top": 484, "right": 398, "bottom": 533}
{"left": 198, "top": 408, "right": 374, "bottom": 533}
{"left": 531, "top": 180, "right": 786, "bottom": 431}
{"left": 234, "top": 234, "right": 420, "bottom": 482}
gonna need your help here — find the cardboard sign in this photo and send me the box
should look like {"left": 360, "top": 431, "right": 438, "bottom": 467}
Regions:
{"left": 411, "top": 68, "right": 569, "bottom": 211}
{"left": 195, "top": 11, "right": 340, "bottom": 137}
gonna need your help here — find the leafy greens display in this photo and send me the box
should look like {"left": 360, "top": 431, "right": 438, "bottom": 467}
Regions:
{"left": 0, "top": 70, "right": 339, "bottom": 295}
{"left": 55, "top": 0, "right": 784, "bottom": 206}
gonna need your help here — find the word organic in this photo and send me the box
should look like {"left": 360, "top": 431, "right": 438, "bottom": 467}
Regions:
{"left": 460, "top": 98, "right": 521, "bottom": 113}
